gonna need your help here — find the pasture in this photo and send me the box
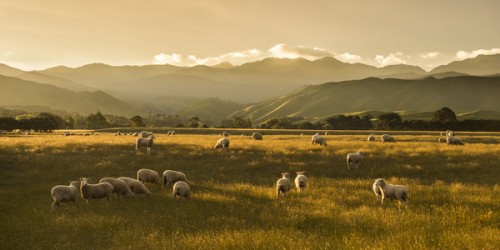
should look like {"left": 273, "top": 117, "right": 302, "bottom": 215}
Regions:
{"left": 0, "top": 130, "right": 499, "bottom": 249}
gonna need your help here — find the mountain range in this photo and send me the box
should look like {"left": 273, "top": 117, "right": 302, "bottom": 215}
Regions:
{"left": 1, "top": 54, "right": 500, "bottom": 123}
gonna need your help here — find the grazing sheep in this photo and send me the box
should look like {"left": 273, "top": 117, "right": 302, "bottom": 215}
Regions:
{"left": 446, "top": 130, "right": 455, "bottom": 137}
{"left": 139, "top": 131, "right": 154, "bottom": 138}
{"left": 381, "top": 134, "right": 396, "bottom": 143}
{"left": 252, "top": 132, "right": 263, "bottom": 140}
{"left": 167, "top": 130, "right": 176, "bottom": 135}
{"left": 136, "top": 135, "right": 155, "bottom": 154}
{"left": 276, "top": 173, "right": 291, "bottom": 199}
{"left": 214, "top": 137, "right": 230, "bottom": 150}
{"left": 446, "top": 136, "right": 465, "bottom": 145}
{"left": 99, "top": 177, "right": 134, "bottom": 197}
{"left": 132, "top": 132, "right": 139, "bottom": 136}
{"left": 117, "top": 177, "right": 152, "bottom": 196}
{"left": 51, "top": 180, "right": 79, "bottom": 209}
{"left": 63, "top": 132, "right": 70, "bottom": 136}
{"left": 367, "top": 134, "right": 375, "bottom": 141}
{"left": 172, "top": 181, "right": 191, "bottom": 199}
{"left": 372, "top": 178, "right": 409, "bottom": 209}
{"left": 137, "top": 168, "right": 161, "bottom": 184}
{"left": 346, "top": 152, "right": 362, "bottom": 170}
{"left": 115, "top": 131, "right": 121, "bottom": 136}
{"left": 162, "top": 170, "right": 188, "bottom": 188}
{"left": 438, "top": 137, "right": 446, "bottom": 143}
{"left": 311, "top": 133, "right": 327, "bottom": 146}
{"left": 222, "top": 131, "right": 229, "bottom": 137}
{"left": 79, "top": 177, "right": 114, "bottom": 203}
{"left": 294, "top": 172, "right": 308, "bottom": 193}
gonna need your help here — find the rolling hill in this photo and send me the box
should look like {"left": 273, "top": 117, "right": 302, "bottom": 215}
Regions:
{"left": 176, "top": 97, "right": 245, "bottom": 124}
{"left": 231, "top": 76, "right": 500, "bottom": 123}
{"left": 430, "top": 54, "right": 500, "bottom": 75}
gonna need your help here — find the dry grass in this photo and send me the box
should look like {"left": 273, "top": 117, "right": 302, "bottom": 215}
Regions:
{"left": 0, "top": 131, "right": 499, "bottom": 249}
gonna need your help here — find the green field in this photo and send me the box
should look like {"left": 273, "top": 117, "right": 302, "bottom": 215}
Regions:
{"left": 0, "top": 131, "right": 499, "bottom": 249}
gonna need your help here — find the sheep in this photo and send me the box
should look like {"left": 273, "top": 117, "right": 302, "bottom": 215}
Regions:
{"left": 117, "top": 177, "right": 152, "bottom": 196}
{"left": 252, "top": 132, "right": 263, "bottom": 140}
{"left": 311, "top": 133, "right": 327, "bottom": 146}
{"left": 381, "top": 134, "right": 396, "bottom": 143}
{"left": 136, "top": 135, "right": 155, "bottom": 154}
{"left": 132, "top": 132, "right": 139, "bottom": 136}
{"left": 367, "top": 134, "right": 375, "bottom": 141}
{"left": 372, "top": 178, "right": 409, "bottom": 209}
{"left": 79, "top": 177, "right": 114, "bottom": 203}
{"left": 139, "top": 131, "right": 154, "bottom": 138}
{"left": 172, "top": 181, "right": 191, "bottom": 199}
{"left": 137, "top": 168, "right": 161, "bottom": 184}
{"left": 446, "top": 136, "right": 465, "bottom": 145}
{"left": 438, "top": 137, "right": 446, "bottom": 143}
{"left": 99, "top": 177, "right": 134, "bottom": 197}
{"left": 167, "top": 130, "right": 176, "bottom": 135}
{"left": 51, "top": 180, "right": 79, "bottom": 209}
{"left": 346, "top": 152, "right": 362, "bottom": 170}
{"left": 222, "top": 131, "right": 229, "bottom": 137}
{"left": 294, "top": 172, "right": 308, "bottom": 193}
{"left": 214, "top": 137, "right": 230, "bottom": 150}
{"left": 162, "top": 170, "right": 188, "bottom": 188}
{"left": 276, "top": 172, "right": 291, "bottom": 199}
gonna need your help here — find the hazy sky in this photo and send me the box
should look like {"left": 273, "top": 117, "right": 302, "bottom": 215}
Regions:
{"left": 1, "top": 0, "right": 499, "bottom": 71}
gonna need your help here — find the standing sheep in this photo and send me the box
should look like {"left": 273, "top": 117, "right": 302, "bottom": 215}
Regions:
{"left": 51, "top": 180, "right": 79, "bottom": 209}
{"left": 117, "top": 177, "right": 152, "bottom": 196}
{"left": 99, "top": 177, "right": 134, "bottom": 197}
{"left": 367, "top": 134, "right": 375, "bottom": 141}
{"left": 311, "top": 133, "right": 327, "bottom": 146}
{"left": 252, "top": 132, "right": 263, "bottom": 140}
{"left": 214, "top": 137, "right": 230, "bottom": 150}
{"left": 137, "top": 168, "right": 161, "bottom": 184}
{"left": 173, "top": 181, "right": 191, "bottom": 199}
{"left": 276, "top": 172, "right": 291, "bottom": 199}
{"left": 294, "top": 172, "right": 308, "bottom": 193}
{"left": 136, "top": 135, "right": 155, "bottom": 154}
{"left": 446, "top": 136, "right": 465, "bottom": 145}
{"left": 372, "top": 178, "right": 409, "bottom": 209}
{"left": 346, "top": 152, "right": 362, "bottom": 170}
{"left": 381, "top": 134, "right": 396, "bottom": 143}
{"left": 80, "top": 178, "right": 114, "bottom": 203}
{"left": 162, "top": 170, "right": 188, "bottom": 188}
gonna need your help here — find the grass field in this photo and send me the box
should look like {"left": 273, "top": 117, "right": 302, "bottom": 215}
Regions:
{"left": 0, "top": 130, "right": 499, "bottom": 249}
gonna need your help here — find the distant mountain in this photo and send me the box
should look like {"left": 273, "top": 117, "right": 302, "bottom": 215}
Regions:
{"left": 0, "top": 63, "right": 25, "bottom": 77}
{"left": 177, "top": 97, "right": 245, "bottom": 124}
{"left": 231, "top": 76, "right": 500, "bottom": 123}
{"left": 0, "top": 75, "right": 143, "bottom": 116}
{"left": 430, "top": 54, "right": 500, "bottom": 75}
{"left": 16, "top": 71, "right": 92, "bottom": 92}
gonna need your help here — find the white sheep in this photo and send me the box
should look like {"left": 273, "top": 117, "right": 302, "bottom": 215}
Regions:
{"left": 311, "top": 133, "right": 327, "bottom": 146}
{"left": 137, "top": 168, "right": 161, "bottom": 184}
{"left": 446, "top": 130, "right": 455, "bottom": 137}
{"left": 136, "top": 135, "right": 155, "bottom": 154}
{"left": 381, "top": 134, "right": 396, "bottom": 143}
{"left": 162, "top": 170, "right": 188, "bottom": 188}
{"left": 99, "top": 177, "right": 134, "bottom": 197}
{"left": 214, "top": 137, "right": 230, "bottom": 150}
{"left": 346, "top": 152, "right": 362, "bottom": 170}
{"left": 51, "top": 180, "right": 79, "bottom": 209}
{"left": 167, "top": 130, "right": 176, "bottom": 135}
{"left": 172, "top": 181, "right": 191, "bottom": 199}
{"left": 222, "top": 131, "right": 229, "bottom": 137}
{"left": 294, "top": 172, "right": 308, "bottom": 193}
{"left": 367, "top": 134, "right": 375, "bottom": 141}
{"left": 252, "top": 132, "right": 263, "bottom": 140}
{"left": 80, "top": 177, "right": 114, "bottom": 203}
{"left": 446, "top": 136, "right": 465, "bottom": 145}
{"left": 139, "top": 131, "right": 154, "bottom": 138}
{"left": 438, "top": 137, "right": 446, "bottom": 143}
{"left": 117, "top": 177, "right": 152, "bottom": 196}
{"left": 372, "top": 178, "right": 409, "bottom": 209}
{"left": 276, "top": 172, "right": 291, "bottom": 199}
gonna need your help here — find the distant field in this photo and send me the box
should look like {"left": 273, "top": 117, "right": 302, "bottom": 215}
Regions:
{"left": 0, "top": 131, "right": 499, "bottom": 249}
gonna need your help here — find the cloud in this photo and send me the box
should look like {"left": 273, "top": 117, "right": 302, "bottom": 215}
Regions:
{"left": 153, "top": 49, "right": 264, "bottom": 67}
{"left": 456, "top": 48, "right": 500, "bottom": 60}
{"left": 420, "top": 52, "right": 440, "bottom": 59}
{"left": 375, "top": 52, "right": 407, "bottom": 66}
{"left": 267, "top": 44, "right": 333, "bottom": 60}
{"left": 336, "top": 52, "right": 362, "bottom": 63}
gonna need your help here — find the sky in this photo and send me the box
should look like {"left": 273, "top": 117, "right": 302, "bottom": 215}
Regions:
{"left": 1, "top": 0, "right": 499, "bottom": 71}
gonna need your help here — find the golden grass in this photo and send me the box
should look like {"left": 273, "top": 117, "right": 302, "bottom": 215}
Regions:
{"left": 0, "top": 132, "right": 499, "bottom": 249}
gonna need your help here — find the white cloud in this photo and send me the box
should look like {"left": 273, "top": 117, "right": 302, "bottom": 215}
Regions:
{"left": 420, "top": 52, "right": 440, "bottom": 59}
{"left": 153, "top": 49, "right": 264, "bottom": 67}
{"left": 267, "top": 44, "right": 333, "bottom": 60}
{"left": 336, "top": 52, "right": 362, "bottom": 63}
{"left": 456, "top": 48, "right": 500, "bottom": 60}
{"left": 375, "top": 52, "right": 407, "bottom": 67}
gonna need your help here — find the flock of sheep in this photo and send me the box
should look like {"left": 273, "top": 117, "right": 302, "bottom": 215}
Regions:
{"left": 52, "top": 129, "right": 465, "bottom": 210}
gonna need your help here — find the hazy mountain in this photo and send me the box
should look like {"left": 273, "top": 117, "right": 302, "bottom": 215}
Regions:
{"left": 16, "top": 71, "right": 92, "bottom": 92}
{"left": 177, "top": 97, "right": 245, "bottom": 124}
{"left": 0, "top": 63, "right": 25, "bottom": 77}
{"left": 430, "top": 54, "right": 500, "bottom": 75}
{"left": 0, "top": 75, "right": 142, "bottom": 116}
{"left": 231, "top": 76, "right": 500, "bottom": 123}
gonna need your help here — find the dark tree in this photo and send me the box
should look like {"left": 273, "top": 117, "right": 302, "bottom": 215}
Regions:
{"left": 86, "top": 112, "right": 110, "bottom": 129}
{"left": 187, "top": 117, "right": 200, "bottom": 128}
{"left": 130, "top": 115, "right": 146, "bottom": 127}
{"left": 433, "top": 107, "right": 458, "bottom": 123}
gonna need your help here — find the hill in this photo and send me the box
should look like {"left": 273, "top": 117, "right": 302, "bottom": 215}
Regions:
{"left": 0, "top": 75, "right": 143, "bottom": 116}
{"left": 0, "top": 63, "right": 25, "bottom": 77}
{"left": 430, "top": 54, "right": 500, "bottom": 75}
{"left": 231, "top": 76, "right": 500, "bottom": 123}
{"left": 16, "top": 71, "right": 92, "bottom": 92}
{"left": 176, "top": 97, "right": 245, "bottom": 124}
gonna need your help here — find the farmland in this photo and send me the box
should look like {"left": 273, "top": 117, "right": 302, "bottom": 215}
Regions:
{"left": 0, "top": 130, "right": 499, "bottom": 249}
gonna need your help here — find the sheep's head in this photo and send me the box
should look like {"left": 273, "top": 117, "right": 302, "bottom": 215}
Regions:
{"left": 80, "top": 177, "right": 90, "bottom": 186}
{"left": 69, "top": 180, "right": 79, "bottom": 187}
{"left": 374, "top": 178, "right": 386, "bottom": 187}
{"left": 296, "top": 171, "right": 305, "bottom": 176}
{"left": 281, "top": 172, "right": 290, "bottom": 179}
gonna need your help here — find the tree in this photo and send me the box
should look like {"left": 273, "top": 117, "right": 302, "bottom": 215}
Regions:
{"left": 375, "top": 112, "right": 402, "bottom": 130}
{"left": 433, "top": 107, "right": 457, "bottom": 123}
{"left": 231, "top": 115, "right": 252, "bottom": 128}
{"left": 86, "top": 111, "right": 110, "bottom": 129}
{"left": 187, "top": 117, "right": 200, "bottom": 128}
{"left": 130, "top": 115, "right": 146, "bottom": 127}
